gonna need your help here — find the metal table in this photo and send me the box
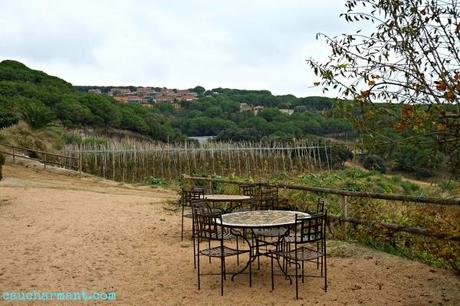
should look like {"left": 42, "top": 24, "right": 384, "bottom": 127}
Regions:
{"left": 218, "top": 210, "right": 310, "bottom": 285}
{"left": 204, "top": 194, "right": 251, "bottom": 212}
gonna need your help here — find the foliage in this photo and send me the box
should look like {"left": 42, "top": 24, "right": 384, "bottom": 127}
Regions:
{"left": 327, "top": 144, "right": 354, "bottom": 168}
{"left": 361, "top": 154, "right": 386, "bottom": 173}
{"left": 0, "top": 60, "right": 357, "bottom": 143}
{"left": 144, "top": 176, "right": 167, "bottom": 187}
{"left": 439, "top": 179, "right": 458, "bottom": 192}
{"left": 0, "top": 60, "right": 185, "bottom": 141}
{"left": 394, "top": 145, "right": 444, "bottom": 178}
{"left": 20, "top": 100, "right": 55, "bottom": 129}
{"left": 308, "top": 0, "right": 460, "bottom": 177}
{"left": 259, "top": 169, "right": 457, "bottom": 269}
{"left": 0, "top": 111, "right": 19, "bottom": 129}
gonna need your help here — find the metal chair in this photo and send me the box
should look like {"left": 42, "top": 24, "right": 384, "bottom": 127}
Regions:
{"left": 180, "top": 187, "right": 205, "bottom": 241}
{"left": 192, "top": 199, "right": 249, "bottom": 296}
{"left": 271, "top": 211, "right": 328, "bottom": 299}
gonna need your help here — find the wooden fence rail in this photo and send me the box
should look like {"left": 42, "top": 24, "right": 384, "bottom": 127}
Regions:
{"left": 183, "top": 175, "right": 460, "bottom": 241}
{"left": 0, "top": 143, "right": 80, "bottom": 173}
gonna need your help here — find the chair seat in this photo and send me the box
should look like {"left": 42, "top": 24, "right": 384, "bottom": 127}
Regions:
{"left": 201, "top": 231, "right": 233, "bottom": 240}
{"left": 284, "top": 234, "right": 317, "bottom": 243}
{"left": 277, "top": 246, "right": 323, "bottom": 261}
{"left": 253, "top": 227, "right": 287, "bottom": 237}
{"left": 200, "top": 245, "right": 248, "bottom": 257}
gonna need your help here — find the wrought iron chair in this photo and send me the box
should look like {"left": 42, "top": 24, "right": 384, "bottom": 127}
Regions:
{"left": 283, "top": 199, "right": 326, "bottom": 271}
{"left": 180, "top": 187, "right": 205, "bottom": 241}
{"left": 191, "top": 199, "right": 249, "bottom": 296}
{"left": 237, "top": 183, "right": 258, "bottom": 211}
{"left": 271, "top": 211, "right": 328, "bottom": 299}
{"left": 252, "top": 187, "right": 285, "bottom": 238}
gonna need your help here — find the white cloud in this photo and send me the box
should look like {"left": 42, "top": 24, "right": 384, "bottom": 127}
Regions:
{"left": 0, "top": 0, "right": 353, "bottom": 96}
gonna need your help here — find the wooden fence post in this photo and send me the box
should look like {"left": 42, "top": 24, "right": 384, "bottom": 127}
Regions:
{"left": 207, "top": 175, "right": 213, "bottom": 194}
{"left": 78, "top": 146, "right": 82, "bottom": 177}
{"left": 342, "top": 195, "right": 349, "bottom": 237}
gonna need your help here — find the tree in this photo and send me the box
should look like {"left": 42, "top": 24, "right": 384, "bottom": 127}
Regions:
{"left": 308, "top": 0, "right": 460, "bottom": 174}
{"left": 192, "top": 86, "right": 206, "bottom": 95}
{"left": 0, "top": 111, "right": 19, "bottom": 128}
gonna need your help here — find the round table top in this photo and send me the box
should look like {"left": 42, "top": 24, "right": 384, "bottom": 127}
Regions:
{"left": 219, "top": 210, "right": 310, "bottom": 228}
{"left": 204, "top": 194, "right": 251, "bottom": 201}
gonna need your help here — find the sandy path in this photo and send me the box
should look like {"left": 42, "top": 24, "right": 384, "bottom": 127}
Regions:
{"left": 0, "top": 163, "right": 459, "bottom": 305}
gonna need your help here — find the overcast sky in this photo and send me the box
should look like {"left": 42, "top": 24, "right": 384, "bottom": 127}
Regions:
{"left": 0, "top": 0, "right": 353, "bottom": 97}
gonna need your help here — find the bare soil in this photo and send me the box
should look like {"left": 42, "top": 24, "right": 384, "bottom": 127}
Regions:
{"left": 0, "top": 162, "right": 459, "bottom": 305}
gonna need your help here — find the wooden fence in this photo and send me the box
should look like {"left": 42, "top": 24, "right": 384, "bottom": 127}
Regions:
{"left": 0, "top": 143, "right": 80, "bottom": 174}
{"left": 183, "top": 175, "right": 460, "bottom": 242}
{"left": 64, "top": 140, "right": 340, "bottom": 181}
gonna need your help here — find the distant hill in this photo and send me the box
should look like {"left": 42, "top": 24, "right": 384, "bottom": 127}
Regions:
{"left": 0, "top": 60, "right": 355, "bottom": 142}
{"left": 0, "top": 60, "right": 183, "bottom": 141}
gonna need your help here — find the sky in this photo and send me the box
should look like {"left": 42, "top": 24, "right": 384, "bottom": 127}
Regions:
{"left": 0, "top": 0, "right": 354, "bottom": 97}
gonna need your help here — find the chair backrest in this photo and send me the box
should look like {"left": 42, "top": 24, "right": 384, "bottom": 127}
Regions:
{"left": 181, "top": 188, "right": 205, "bottom": 207}
{"left": 191, "top": 199, "right": 222, "bottom": 241}
{"left": 316, "top": 199, "right": 325, "bottom": 214}
{"left": 239, "top": 184, "right": 257, "bottom": 196}
{"left": 256, "top": 187, "right": 279, "bottom": 210}
{"left": 294, "top": 211, "right": 327, "bottom": 244}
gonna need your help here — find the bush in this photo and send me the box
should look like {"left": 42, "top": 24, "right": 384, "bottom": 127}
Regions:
{"left": 145, "top": 176, "right": 166, "bottom": 187}
{"left": 362, "top": 154, "right": 386, "bottom": 173}
{"left": 401, "top": 181, "right": 423, "bottom": 195}
{"left": 326, "top": 144, "right": 354, "bottom": 169}
{"left": 394, "top": 146, "right": 444, "bottom": 178}
{"left": 0, "top": 112, "right": 19, "bottom": 129}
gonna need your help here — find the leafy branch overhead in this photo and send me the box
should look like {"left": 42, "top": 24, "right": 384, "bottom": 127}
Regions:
{"left": 309, "top": 0, "right": 459, "bottom": 106}
{"left": 308, "top": 0, "right": 460, "bottom": 175}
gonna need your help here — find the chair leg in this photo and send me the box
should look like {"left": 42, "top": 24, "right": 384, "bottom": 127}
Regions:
{"left": 193, "top": 236, "right": 196, "bottom": 269}
{"left": 271, "top": 252, "right": 274, "bottom": 291}
{"left": 249, "top": 253, "right": 252, "bottom": 287}
{"left": 295, "top": 259, "right": 299, "bottom": 299}
{"left": 181, "top": 205, "right": 185, "bottom": 241}
{"left": 324, "top": 241, "right": 328, "bottom": 292}
{"left": 302, "top": 260, "right": 304, "bottom": 283}
{"left": 208, "top": 240, "right": 211, "bottom": 263}
{"left": 320, "top": 255, "right": 323, "bottom": 277}
{"left": 221, "top": 254, "right": 224, "bottom": 296}
{"left": 316, "top": 241, "right": 320, "bottom": 270}
{"left": 192, "top": 220, "right": 196, "bottom": 269}
{"left": 197, "top": 240, "right": 200, "bottom": 290}
{"left": 236, "top": 236, "right": 239, "bottom": 266}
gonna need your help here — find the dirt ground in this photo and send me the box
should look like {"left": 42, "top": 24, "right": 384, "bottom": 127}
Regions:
{"left": 0, "top": 162, "right": 459, "bottom": 305}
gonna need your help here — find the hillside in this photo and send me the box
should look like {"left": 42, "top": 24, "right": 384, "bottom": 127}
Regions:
{"left": 0, "top": 60, "right": 183, "bottom": 142}
{"left": 0, "top": 60, "right": 352, "bottom": 143}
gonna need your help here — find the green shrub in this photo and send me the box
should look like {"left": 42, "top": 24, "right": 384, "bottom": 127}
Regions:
{"left": 325, "top": 144, "right": 354, "bottom": 169}
{"left": 394, "top": 146, "right": 444, "bottom": 178}
{"left": 362, "top": 154, "right": 386, "bottom": 173}
{"left": 439, "top": 180, "right": 457, "bottom": 192}
{"left": 0, "top": 112, "right": 19, "bottom": 129}
{"left": 145, "top": 176, "right": 166, "bottom": 187}
{"left": 401, "top": 181, "right": 422, "bottom": 195}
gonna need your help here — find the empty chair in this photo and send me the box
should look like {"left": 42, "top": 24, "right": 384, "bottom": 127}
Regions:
{"left": 191, "top": 199, "right": 249, "bottom": 296}
{"left": 271, "top": 211, "right": 328, "bottom": 299}
{"left": 180, "top": 187, "right": 205, "bottom": 241}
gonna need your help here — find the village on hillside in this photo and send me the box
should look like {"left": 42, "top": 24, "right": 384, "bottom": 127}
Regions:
{"left": 88, "top": 87, "right": 198, "bottom": 109}
{"left": 87, "top": 87, "right": 300, "bottom": 115}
